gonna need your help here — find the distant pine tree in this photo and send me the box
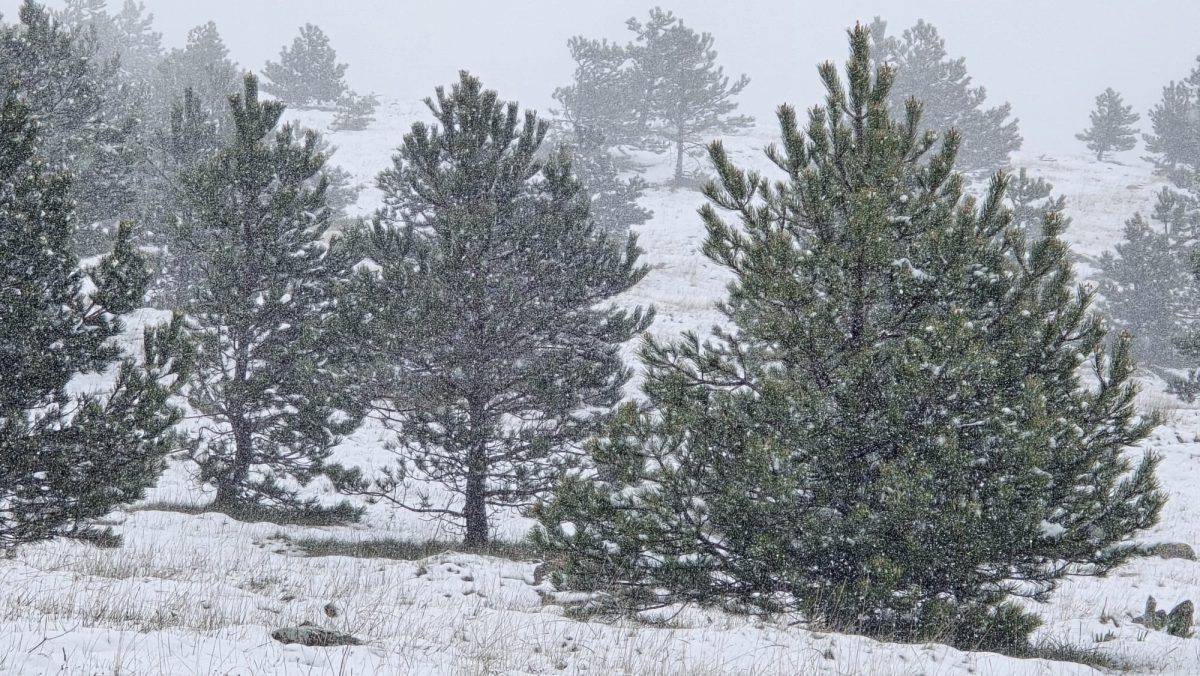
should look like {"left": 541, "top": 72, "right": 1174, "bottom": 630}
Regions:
{"left": 154, "top": 22, "right": 241, "bottom": 129}
{"left": 554, "top": 36, "right": 648, "bottom": 152}
{"left": 335, "top": 72, "right": 652, "bottom": 547}
{"left": 1098, "top": 198, "right": 1196, "bottom": 369}
{"left": 535, "top": 27, "right": 1162, "bottom": 651}
{"left": 869, "top": 17, "right": 1021, "bottom": 173}
{"left": 1145, "top": 57, "right": 1200, "bottom": 176}
{"left": 1077, "top": 88, "right": 1139, "bottom": 161}
{"left": 330, "top": 91, "right": 378, "bottom": 131}
{"left": 2, "top": 0, "right": 141, "bottom": 253}
{"left": 1005, "top": 168, "right": 1067, "bottom": 240}
{"left": 262, "top": 24, "right": 348, "bottom": 109}
{"left": 626, "top": 8, "right": 752, "bottom": 187}
{"left": 181, "top": 75, "right": 365, "bottom": 515}
{"left": 0, "top": 90, "right": 191, "bottom": 549}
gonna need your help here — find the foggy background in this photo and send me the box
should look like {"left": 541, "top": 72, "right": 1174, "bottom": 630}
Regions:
{"left": 5, "top": 0, "right": 1198, "bottom": 156}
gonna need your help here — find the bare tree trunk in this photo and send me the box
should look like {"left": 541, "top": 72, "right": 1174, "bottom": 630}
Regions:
{"left": 463, "top": 401, "right": 489, "bottom": 548}
{"left": 215, "top": 416, "right": 253, "bottom": 508}
{"left": 463, "top": 444, "right": 488, "bottom": 547}
{"left": 674, "top": 134, "right": 685, "bottom": 187}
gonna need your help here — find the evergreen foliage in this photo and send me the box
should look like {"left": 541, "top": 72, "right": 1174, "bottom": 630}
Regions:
{"left": 535, "top": 27, "right": 1163, "bottom": 648}
{"left": 0, "top": 90, "right": 191, "bottom": 549}
{"left": 626, "top": 8, "right": 752, "bottom": 186}
{"left": 330, "top": 91, "right": 378, "bottom": 131}
{"left": 334, "top": 72, "right": 652, "bottom": 546}
{"left": 1098, "top": 190, "right": 1197, "bottom": 370}
{"left": 262, "top": 24, "right": 348, "bottom": 109}
{"left": 869, "top": 17, "right": 1021, "bottom": 173}
{"left": 154, "top": 22, "right": 240, "bottom": 129}
{"left": 1145, "top": 57, "right": 1200, "bottom": 176}
{"left": 180, "top": 74, "right": 365, "bottom": 513}
{"left": 1077, "top": 88, "right": 1139, "bottom": 161}
{"left": 1, "top": 0, "right": 141, "bottom": 253}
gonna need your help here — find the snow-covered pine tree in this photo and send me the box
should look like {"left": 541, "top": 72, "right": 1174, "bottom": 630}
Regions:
{"left": 181, "top": 75, "right": 365, "bottom": 516}
{"left": 1005, "top": 168, "right": 1066, "bottom": 240}
{"left": 626, "top": 7, "right": 752, "bottom": 187}
{"left": 330, "top": 91, "right": 378, "bottom": 131}
{"left": 140, "top": 87, "right": 225, "bottom": 309}
{"left": 553, "top": 38, "right": 653, "bottom": 237}
{"left": 565, "top": 129, "right": 653, "bottom": 238}
{"left": 1077, "top": 88, "right": 1139, "bottom": 161}
{"left": 534, "top": 27, "right": 1163, "bottom": 650}
{"left": 1098, "top": 189, "right": 1197, "bottom": 370}
{"left": 869, "top": 17, "right": 1021, "bottom": 174}
{"left": 262, "top": 24, "right": 348, "bottom": 110}
{"left": 1, "top": 0, "right": 141, "bottom": 254}
{"left": 334, "top": 72, "right": 653, "bottom": 547}
{"left": 554, "top": 36, "right": 647, "bottom": 153}
{"left": 154, "top": 22, "right": 240, "bottom": 129}
{"left": 1145, "top": 57, "right": 1200, "bottom": 176}
{"left": 0, "top": 90, "right": 191, "bottom": 549}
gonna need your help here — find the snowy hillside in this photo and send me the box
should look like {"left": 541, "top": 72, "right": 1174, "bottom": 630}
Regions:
{"left": 1, "top": 103, "right": 1198, "bottom": 675}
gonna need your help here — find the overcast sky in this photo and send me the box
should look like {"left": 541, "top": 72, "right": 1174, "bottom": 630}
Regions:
{"left": 7, "top": 0, "right": 1200, "bottom": 156}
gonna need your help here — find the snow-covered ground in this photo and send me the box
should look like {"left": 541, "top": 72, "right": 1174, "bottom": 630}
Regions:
{"left": 2, "top": 104, "right": 1198, "bottom": 674}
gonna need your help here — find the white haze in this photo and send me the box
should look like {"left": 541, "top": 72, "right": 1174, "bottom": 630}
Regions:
{"left": 6, "top": 0, "right": 1200, "bottom": 156}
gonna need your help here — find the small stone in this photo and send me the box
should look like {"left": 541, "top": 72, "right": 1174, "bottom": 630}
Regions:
{"left": 1166, "top": 600, "right": 1194, "bottom": 638}
{"left": 1151, "top": 543, "right": 1197, "bottom": 561}
{"left": 323, "top": 602, "right": 340, "bottom": 618}
{"left": 271, "top": 622, "right": 362, "bottom": 647}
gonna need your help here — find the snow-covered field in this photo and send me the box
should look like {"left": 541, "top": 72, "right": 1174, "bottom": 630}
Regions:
{"left": 2, "top": 104, "right": 1198, "bottom": 675}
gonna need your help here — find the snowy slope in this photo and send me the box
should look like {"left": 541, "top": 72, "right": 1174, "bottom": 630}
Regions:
{"left": 1, "top": 104, "right": 1197, "bottom": 675}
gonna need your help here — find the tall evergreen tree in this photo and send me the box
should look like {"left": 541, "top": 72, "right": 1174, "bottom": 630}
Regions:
{"left": 1, "top": 0, "right": 140, "bottom": 252}
{"left": 1145, "top": 57, "right": 1200, "bottom": 176}
{"left": 0, "top": 90, "right": 191, "bottom": 549}
{"left": 553, "top": 37, "right": 653, "bottom": 236}
{"left": 626, "top": 8, "right": 752, "bottom": 187}
{"left": 154, "top": 22, "right": 240, "bottom": 129}
{"left": 1077, "top": 88, "right": 1139, "bottom": 161}
{"left": 554, "top": 36, "right": 647, "bottom": 152}
{"left": 869, "top": 17, "right": 1021, "bottom": 173}
{"left": 262, "top": 24, "right": 348, "bottom": 109}
{"left": 335, "top": 72, "right": 652, "bottom": 546}
{"left": 1098, "top": 188, "right": 1197, "bottom": 370}
{"left": 536, "top": 27, "right": 1162, "bottom": 650}
{"left": 181, "top": 74, "right": 364, "bottom": 514}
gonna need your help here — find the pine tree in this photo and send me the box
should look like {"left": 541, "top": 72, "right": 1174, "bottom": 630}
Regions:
{"left": 330, "top": 91, "right": 378, "bottom": 131}
{"left": 565, "top": 130, "right": 653, "bottom": 238}
{"left": 554, "top": 36, "right": 647, "bottom": 152}
{"left": 626, "top": 8, "right": 752, "bottom": 187}
{"left": 181, "top": 74, "right": 365, "bottom": 515}
{"left": 535, "top": 27, "right": 1163, "bottom": 649}
{"left": 335, "top": 72, "right": 652, "bottom": 547}
{"left": 0, "top": 89, "right": 191, "bottom": 549}
{"left": 553, "top": 37, "right": 653, "bottom": 237}
{"left": 2, "top": 0, "right": 141, "bottom": 252}
{"left": 1098, "top": 190, "right": 1197, "bottom": 370}
{"left": 154, "top": 22, "right": 240, "bottom": 129}
{"left": 869, "top": 17, "right": 1021, "bottom": 173}
{"left": 1077, "top": 88, "right": 1139, "bottom": 161}
{"left": 262, "top": 24, "right": 348, "bottom": 109}
{"left": 1145, "top": 57, "right": 1200, "bottom": 176}
{"left": 140, "top": 87, "right": 226, "bottom": 308}
{"left": 1005, "top": 168, "right": 1066, "bottom": 240}
{"left": 1167, "top": 252, "right": 1200, "bottom": 400}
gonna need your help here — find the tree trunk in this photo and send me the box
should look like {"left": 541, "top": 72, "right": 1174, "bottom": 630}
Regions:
{"left": 674, "top": 135, "right": 685, "bottom": 188}
{"left": 214, "top": 416, "right": 253, "bottom": 508}
{"left": 463, "top": 441, "right": 488, "bottom": 547}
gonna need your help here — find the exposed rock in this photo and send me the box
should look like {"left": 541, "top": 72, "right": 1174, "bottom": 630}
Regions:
{"left": 323, "top": 602, "right": 340, "bottom": 618}
{"left": 1151, "top": 542, "right": 1197, "bottom": 561}
{"left": 1133, "top": 596, "right": 1194, "bottom": 638}
{"left": 1166, "top": 600, "right": 1194, "bottom": 638}
{"left": 271, "top": 622, "right": 362, "bottom": 647}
